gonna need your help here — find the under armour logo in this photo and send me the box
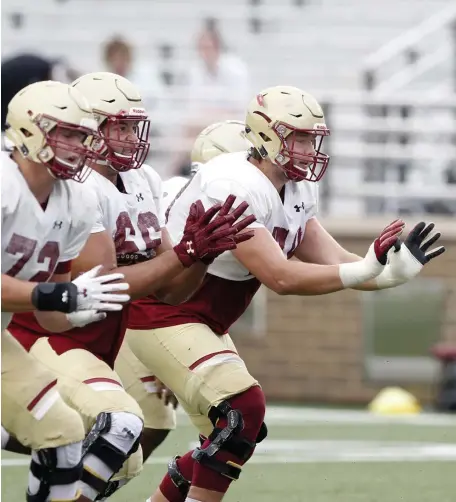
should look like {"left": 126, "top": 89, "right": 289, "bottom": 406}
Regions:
{"left": 294, "top": 202, "right": 305, "bottom": 213}
{"left": 61, "top": 290, "right": 68, "bottom": 303}
{"left": 186, "top": 241, "right": 195, "bottom": 254}
{"left": 136, "top": 193, "right": 144, "bottom": 202}
{"left": 53, "top": 221, "right": 63, "bottom": 229}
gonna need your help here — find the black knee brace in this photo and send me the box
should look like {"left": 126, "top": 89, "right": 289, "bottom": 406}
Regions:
{"left": 26, "top": 449, "right": 83, "bottom": 502}
{"left": 191, "top": 400, "right": 268, "bottom": 481}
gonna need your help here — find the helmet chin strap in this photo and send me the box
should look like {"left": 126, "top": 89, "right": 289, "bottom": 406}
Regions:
{"left": 46, "top": 166, "right": 58, "bottom": 180}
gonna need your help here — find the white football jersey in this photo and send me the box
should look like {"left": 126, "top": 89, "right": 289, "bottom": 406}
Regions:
{"left": 166, "top": 151, "right": 319, "bottom": 281}
{"left": 1, "top": 153, "right": 97, "bottom": 330}
{"left": 86, "top": 164, "right": 164, "bottom": 264}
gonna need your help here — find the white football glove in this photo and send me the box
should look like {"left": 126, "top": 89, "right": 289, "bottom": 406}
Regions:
{"left": 339, "top": 219, "right": 404, "bottom": 288}
{"left": 65, "top": 265, "right": 130, "bottom": 328}
{"left": 72, "top": 264, "right": 130, "bottom": 311}
{"left": 375, "top": 222, "right": 445, "bottom": 289}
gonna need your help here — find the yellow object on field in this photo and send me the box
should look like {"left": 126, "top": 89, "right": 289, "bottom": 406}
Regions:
{"left": 368, "top": 387, "right": 422, "bottom": 415}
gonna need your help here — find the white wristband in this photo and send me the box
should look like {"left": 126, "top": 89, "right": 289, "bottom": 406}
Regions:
{"left": 338, "top": 243, "right": 384, "bottom": 288}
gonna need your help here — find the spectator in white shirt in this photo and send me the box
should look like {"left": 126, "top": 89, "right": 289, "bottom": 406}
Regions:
{"left": 171, "top": 18, "right": 250, "bottom": 175}
{"left": 185, "top": 18, "right": 250, "bottom": 123}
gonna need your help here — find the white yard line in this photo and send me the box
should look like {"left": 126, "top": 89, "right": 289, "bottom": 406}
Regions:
{"left": 4, "top": 440, "right": 456, "bottom": 467}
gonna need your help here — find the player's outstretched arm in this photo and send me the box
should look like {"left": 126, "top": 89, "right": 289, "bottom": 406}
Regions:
{"left": 71, "top": 195, "right": 255, "bottom": 303}
{"left": 232, "top": 220, "right": 403, "bottom": 296}
{"left": 294, "top": 218, "right": 445, "bottom": 291}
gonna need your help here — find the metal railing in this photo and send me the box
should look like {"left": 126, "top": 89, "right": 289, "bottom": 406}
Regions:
{"left": 362, "top": 3, "right": 456, "bottom": 93}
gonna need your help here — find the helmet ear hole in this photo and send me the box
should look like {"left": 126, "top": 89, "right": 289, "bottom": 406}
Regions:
{"left": 19, "top": 127, "right": 33, "bottom": 138}
{"left": 259, "top": 132, "right": 271, "bottom": 142}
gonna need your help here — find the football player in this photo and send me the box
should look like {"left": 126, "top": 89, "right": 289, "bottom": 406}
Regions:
{"left": 125, "top": 86, "right": 445, "bottom": 502}
{"left": 2, "top": 81, "right": 130, "bottom": 502}
{"left": 7, "top": 72, "right": 256, "bottom": 501}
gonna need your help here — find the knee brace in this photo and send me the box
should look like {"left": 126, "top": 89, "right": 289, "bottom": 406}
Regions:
{"left": 166, "top": 455, "right": 191, "bottom": 497}
{"left": 80, "top": 412, "right": 143, "bottom": 498}
{"left": 26, "top": 442, "right": 83, "bottom": 502}
{"left": 192, "top": 387, "right": 267, "bottom": 482}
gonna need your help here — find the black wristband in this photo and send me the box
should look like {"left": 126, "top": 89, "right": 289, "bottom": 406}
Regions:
{"left": 31, "top": 282, "right": 78, "bottom": 313}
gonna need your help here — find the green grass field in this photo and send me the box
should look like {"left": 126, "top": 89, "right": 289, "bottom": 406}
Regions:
{"left": 3, "top": 406, "right": 456, "bottom": 502}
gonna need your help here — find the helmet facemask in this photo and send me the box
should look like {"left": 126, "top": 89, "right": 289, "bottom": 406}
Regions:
{"left": 272, "top": 122, "right": 330, "bottom": 182}
{"left": 28, "top": 114, "right": 98, "bottom": 183}
{"left": 94, "top": 109, "right": 150, "bottom": 172}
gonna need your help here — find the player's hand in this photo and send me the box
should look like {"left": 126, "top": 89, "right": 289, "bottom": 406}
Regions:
{"left": 72, "top": 265, "right": 130, "bottom": 311}
{"left": 394, "top": 221, "right": 445, "bottom": 266}
{"left": 173, "top": 195, "right": 256, "bottom": 267}
{"left": 155, "top": 379, "right": 179, "bottom": 409}
{"left": 372, "top": 219, "right": 405, "bottom": 265}
{"left": 198, "top": 194, "right": 256, "bottom": 265}
{"left": 375, "top": 222, "right": 445, "bottom": 289}
{"left": 339, "top": 219, "right": 405, "bottom": 288}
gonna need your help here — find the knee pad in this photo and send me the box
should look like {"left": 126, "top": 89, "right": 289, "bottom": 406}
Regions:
{"left": 192, "top": 386, "right": 267, "bottom": 482}
{"left": 26, "top": 442, "right": 83, "bottom": 502}
{"left": 80, "top": 412, "right": 143, "bottom": 498}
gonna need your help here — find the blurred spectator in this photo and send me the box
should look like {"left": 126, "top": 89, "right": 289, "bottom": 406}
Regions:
{"left": 103, "top": 37, "right": 132, "bottom": 78}
{"left": 185, "top": 18, "right": 250, "bottom": 126}
{"left": 172, "top": 18, "right": 250, "bottom": 175}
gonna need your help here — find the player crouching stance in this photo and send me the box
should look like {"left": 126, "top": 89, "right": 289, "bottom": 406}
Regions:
{"left": 2, "top": 81, "right": 131, "bottom": 502}
{"left": 126, "top": 86, "right": 445, "bottom": 502}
